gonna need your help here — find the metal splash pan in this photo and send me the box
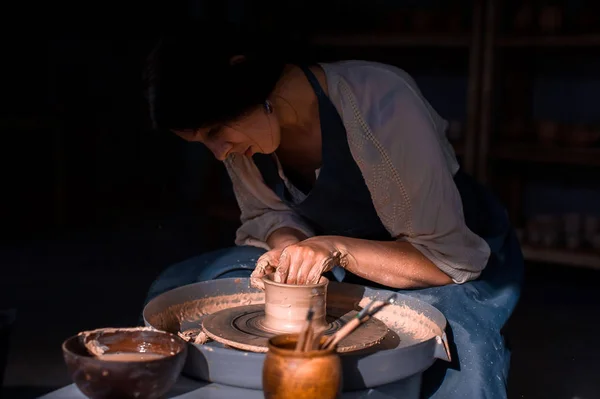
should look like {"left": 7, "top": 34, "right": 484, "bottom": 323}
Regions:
{"left": 143, "top": 278, "right": 450, "bottom": 391}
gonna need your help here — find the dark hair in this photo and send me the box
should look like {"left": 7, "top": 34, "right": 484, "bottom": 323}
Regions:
{"left": 145, "top": 21, "right": 286, "bottom": 131}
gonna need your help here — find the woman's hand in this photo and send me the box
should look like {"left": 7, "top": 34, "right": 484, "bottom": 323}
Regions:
{"left": 250, "top": 247, "right": 284, "bottom": 290}
{"left": 251, "top": 227, "right": 311, "bottom": 289}
{"left": 251, "top": 237, "right": 348, "bottom": 287}
{"left": 252, "top": 234, "right": 452, "bottom": 290}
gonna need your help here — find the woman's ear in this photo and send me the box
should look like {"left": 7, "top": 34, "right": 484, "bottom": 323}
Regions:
{"left": 229, "top": 55, "right": 246, "bottom": 66}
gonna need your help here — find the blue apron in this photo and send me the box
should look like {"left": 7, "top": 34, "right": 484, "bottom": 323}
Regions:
{"left": 144, "top": 66, "right": 524, "bottom": 398}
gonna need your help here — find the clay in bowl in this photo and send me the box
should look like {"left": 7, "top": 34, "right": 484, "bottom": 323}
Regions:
{"left": 62, "top": 327, "right": 187, "bottom": 399}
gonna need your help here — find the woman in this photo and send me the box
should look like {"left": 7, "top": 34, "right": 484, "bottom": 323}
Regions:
{"left": 144, "top": 24, "right": 523, "bottom": 398}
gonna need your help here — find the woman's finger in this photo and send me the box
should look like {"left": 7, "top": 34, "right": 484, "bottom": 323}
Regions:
{"left": 285, "top": 250, "right": 306, "bottom": 284}
{"left": 250, "top": 261, "right": 276, "bottom": 279}
{"left": 250, "top": 264, "right": 276, "bottom": 290}
{"left": 274, "top": 249, "right": 291, "bottom": 283}
{"left": 295, "top": 256, "right": 318, "bottom": 285}
{"left": 257, "top": 249, "right": 281, "bottom": 268}
{"left": 250, "top": 251, "right": 279, "bottom": 289}
{"left": 305, "top": 256, "right": 336, "bottom": 285}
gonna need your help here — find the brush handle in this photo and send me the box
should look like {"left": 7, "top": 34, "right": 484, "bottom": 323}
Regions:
{"left": 303, "top": 327, "right": 314, "bottom": 352}
{"left": 320, "top": 295, "right": 396, "bottom": 350}
{"left": 295, "top": 324, "right": 310, "bottom": 352}
{"left": 321, "top": 330, "right": 336, "bottom": 350}
{"left": 323, "top": 317, "right": 364, "bottom": 350}
{"left": 311, "top": 328, "right": 326, "bottom": 350}
{"left": 296, "top": 318, "right": 315, "bottom": 352}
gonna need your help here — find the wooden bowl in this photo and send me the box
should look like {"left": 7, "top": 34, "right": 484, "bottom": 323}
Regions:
{"left": 62, "top": 327, "right": 187, "bottom": 399}
{"left": 263, "top": 333, "right": 342, "bottom": 399}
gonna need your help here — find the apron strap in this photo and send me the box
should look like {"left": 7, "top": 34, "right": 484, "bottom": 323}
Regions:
{"left": 298, "top": 65, "right": 327, "bottom": 98}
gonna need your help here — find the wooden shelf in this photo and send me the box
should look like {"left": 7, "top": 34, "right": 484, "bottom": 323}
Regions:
{"left": 491, "top": 143, "right": 600, "bottom": 166}
{"left": 498, "top": 35, "right": 600, "bottom": 47}
{"left": 310, "top": 34, "right": 471, "bottom": 48}
{"left": 522, "top": 245, "right": 600, "bottom": 270}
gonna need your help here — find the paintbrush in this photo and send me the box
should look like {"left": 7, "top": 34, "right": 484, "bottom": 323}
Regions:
{"left": 322, "top": 294, "right": 397, "bottom": 351}
{"left": 303, "top": 324, "right": 314, "bottom": 352}
{"left": 295, "top": 307, "right": 314, "bottom": 352}
{"left": 310, "top": 327, "right": 326, "bottom": 350}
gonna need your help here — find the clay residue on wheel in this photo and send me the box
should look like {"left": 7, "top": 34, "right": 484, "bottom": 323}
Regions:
{"left": 357, "top": 297, "right": 441, "bottom": 343}
{"left": 147, "top": 291, "right": 441, "bottom": 349}
{"left": 178, "top": 328, "right": 209, "bottom": 345}
{"left": 147, "top": 292, "right": 265, "bottom": 334}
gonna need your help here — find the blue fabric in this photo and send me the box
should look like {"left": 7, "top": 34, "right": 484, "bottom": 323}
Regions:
{"left": 143, "top": 65, "right": 523, "bottom": 398}
{"left": 145, "top": 246, "right": 265, "bottom": 301}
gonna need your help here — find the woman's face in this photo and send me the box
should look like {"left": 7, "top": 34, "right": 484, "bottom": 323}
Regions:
{"left": 173, "top": 104, "right": 281, "bottom": 160}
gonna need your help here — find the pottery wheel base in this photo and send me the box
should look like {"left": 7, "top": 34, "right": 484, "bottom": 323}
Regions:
{"left": 202, "top": 304, "right": 389, "bottom": 353}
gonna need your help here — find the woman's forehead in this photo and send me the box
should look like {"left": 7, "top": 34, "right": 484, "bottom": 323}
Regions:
{"left": 172, "top": 106, "right": 261, "bottom": 134}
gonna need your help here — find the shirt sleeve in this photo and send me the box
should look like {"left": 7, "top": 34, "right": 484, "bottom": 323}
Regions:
{"left": 223, "top": 154, "right": 315, "bottom": 250}
{"left": 340, "top": 66, "right": 490, "bottom": 283}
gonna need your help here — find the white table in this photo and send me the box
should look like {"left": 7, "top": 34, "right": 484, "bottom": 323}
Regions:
{"left": 38, "top": 375, "right": 417, "bottom": 399}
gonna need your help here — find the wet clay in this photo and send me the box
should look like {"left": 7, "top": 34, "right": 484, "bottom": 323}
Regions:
{"left": 262, "top": 274, "right": 329, "bottom": 333}
{"left": 97, "top": 352, "right": 166, "bottom": 362}
{"left": 178, "top": 328, "right": 209, "bottom": 345}
{"left": 80, "top": 327, "right": 159, "bottom": 357}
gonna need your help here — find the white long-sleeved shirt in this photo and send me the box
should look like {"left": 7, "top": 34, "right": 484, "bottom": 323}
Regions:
{"left": 223, "top": 61, "right": 490, "bottom": 284}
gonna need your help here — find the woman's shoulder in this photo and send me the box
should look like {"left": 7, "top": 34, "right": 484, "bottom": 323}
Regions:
{"left": 321, "top": 60, "right": 446, "bottom": 132}
{"left": 320, "top": 60, "right": 420, "bottom": 96}
{"left": 321, "top": 60, "right": 458, "bottom": 175}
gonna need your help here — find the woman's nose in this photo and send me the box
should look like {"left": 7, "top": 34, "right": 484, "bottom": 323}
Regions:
{"left": 207, "top": 140, "right": 233, "bottom": 161}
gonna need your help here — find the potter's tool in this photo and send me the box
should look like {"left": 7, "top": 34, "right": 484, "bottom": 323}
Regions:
{"left": 295, "top": 308, "right": 314, "bottom": 352}
{"left": 322, "top": 294, "right": 397, "bottom": 350}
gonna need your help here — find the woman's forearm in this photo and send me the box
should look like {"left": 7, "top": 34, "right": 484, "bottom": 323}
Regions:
{"left": 331, "top": 236, "right": 453, "bottom": 288}
{"left": 266, "top": 227, "right": 308, "bottom": 249}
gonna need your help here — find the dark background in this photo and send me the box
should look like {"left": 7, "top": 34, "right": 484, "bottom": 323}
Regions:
{"left": 1, "top": 0, "right": 600, "bottom": 398}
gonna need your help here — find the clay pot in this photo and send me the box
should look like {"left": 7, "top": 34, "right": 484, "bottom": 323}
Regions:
{"left": 411, "top": 10, "right": 436, "bottom": 33}
{"left": 262, "top": 274, "right": 329, "bottom": 333}
{"left": 539, "top": 6, "right": 563, "bottom": 34}
{"left": 502, "top": 118, "right": 528, "bottom": 141}
{"left": 62, "top": 327, "right": 187, "bottom": 399}
{"left": 263, "top": 334, "right": 342, "bottom": 399}
{"left": 564, "top": 125, "right": 600, "bottom": 148}
{"left": 513, "top": 3, "right": 535, "bottom": 34}
{"left": 536, "top": 120, "right": 560, "bottom": 146}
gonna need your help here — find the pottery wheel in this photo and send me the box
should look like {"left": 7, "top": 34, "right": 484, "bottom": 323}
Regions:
{"left": 202, "top": 304, "right": 389, "bottom": 353}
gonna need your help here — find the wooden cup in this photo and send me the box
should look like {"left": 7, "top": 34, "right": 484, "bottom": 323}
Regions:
{"left": 263, "top": 334, "right": 342, "bottom": 399}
